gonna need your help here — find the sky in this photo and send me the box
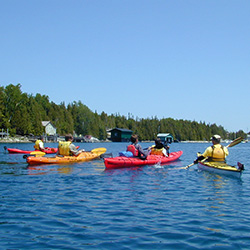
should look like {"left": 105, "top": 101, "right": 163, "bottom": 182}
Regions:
{"left": 0, "top": 0, "right": 249, "bottom": 132}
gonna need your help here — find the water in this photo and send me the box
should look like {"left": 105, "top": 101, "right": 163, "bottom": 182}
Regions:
{"left": 0, "top": 142, "right": 250, "bottom": 249}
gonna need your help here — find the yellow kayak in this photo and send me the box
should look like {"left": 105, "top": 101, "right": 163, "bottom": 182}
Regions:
{"left": 26, "top": 148, "right": 106, "bottom": 165}
{"left": 197, "top": 161, "right": 244, "bottom": 178}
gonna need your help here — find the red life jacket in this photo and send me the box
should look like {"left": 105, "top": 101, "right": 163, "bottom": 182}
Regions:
{"left": 127, "top": 144, "right": 138, "bottom": 156}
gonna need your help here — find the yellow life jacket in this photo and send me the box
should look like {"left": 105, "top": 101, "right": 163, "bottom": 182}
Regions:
{"left": 150, "top": 147, "right": 165, "bottom": 156}
{"left": 58, "top": 141, "right": 72, "bottom": 156}
{"left": 211, "top": 145, "right": 225, "bottom": 162}
{"left": 34, "top": 140, "right": 42, "bottom": 150}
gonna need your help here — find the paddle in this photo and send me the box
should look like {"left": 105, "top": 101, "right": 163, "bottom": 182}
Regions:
{"left": 23, "top": 151, "right": 46, "bottom": 159}
{"left": 30, "top": 151, "right": 46, "bottom": 156}
{"left": 90, "top": 147, "right": 107, "bottom": 155}
{"left": 185, "top": 137, "right": 244, "bottom": 170}
{"left": 100, "top": 153, "right": 113, "bottom": 159}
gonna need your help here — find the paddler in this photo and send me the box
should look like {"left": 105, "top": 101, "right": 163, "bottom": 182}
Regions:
{"left": 34, "top": 136, "right": 45, "bottom": 151}
{"left": 150, "top": 138, "right": 170, "bottom": 157}
{"left": 58, "top": 134, "right": 85, "bottom": 156}
{"left": 194, "top": 134, "right": 229, "bottom": 164}
{"left": 127, "top": 134, "right": 149, "bottom": 160}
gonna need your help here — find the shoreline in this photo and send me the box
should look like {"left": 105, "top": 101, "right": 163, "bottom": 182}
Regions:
{"left": 0, "top": 137, "right": 211, "bottom": 144}
{"left": 0, "top": 136, "right": 31, "bottom": 143}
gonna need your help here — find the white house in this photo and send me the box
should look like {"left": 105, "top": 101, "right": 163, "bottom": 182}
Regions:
{"left": 42, "top": 121, "right": 57, "bottom": 135}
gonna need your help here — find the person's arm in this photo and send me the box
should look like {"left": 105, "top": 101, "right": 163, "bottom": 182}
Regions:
{"left": 164, "top": 145, "right": 170, "bottom": 156}
{"left": 69, "top": 144, "right": 85, "bottom": 156}
{"left": 193, "top": 155, "right": 205, "bottom": 164}
{"left": 136, "top": 144, "right": 148, "bottom": 157}
{"left": 162, "top": 148, "right": 168, "bottom": 157}
{"left": 193, "top": 147, "right": 211, "bottom": 163}
{"left": 39, "top": 141, "right": 45, "bottom": 150}
{"left": 69, "top": 144, "right": 79, "bottom": 156}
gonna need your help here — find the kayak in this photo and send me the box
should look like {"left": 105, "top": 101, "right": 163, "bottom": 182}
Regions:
{"left": 26, "top": 148, "right": 107, "bottom": 165}
{"left": 5, "top": 146, "right": 79, "bottom": 154}
{"left": 6, "top": 147, "right": 58, "bottom": 154}
{"left": 197, "top": 161, "right": 244, "bottom": 178}
{"left": 104, "top": 150, "right": 183, "bottom": 169}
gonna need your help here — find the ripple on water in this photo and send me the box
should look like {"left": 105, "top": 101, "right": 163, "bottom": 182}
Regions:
{"left": 0, "top": 142, "right": 250, "bottom": 249}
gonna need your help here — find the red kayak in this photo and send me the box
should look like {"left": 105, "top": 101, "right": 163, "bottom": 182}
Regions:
{"left": 5, "top": 145, "right": 80, "bottom": 154}
{"left": 104, "top": 150, "right": 183, "bottom": 169}
{"left": 5, "top": 147, "right": 58, "bottom": 154}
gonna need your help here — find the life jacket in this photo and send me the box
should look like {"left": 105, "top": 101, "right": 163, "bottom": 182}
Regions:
{"left": 58, "top": 141, "right": 72, "bottom": 156}
{"left": 150, "top": 147, "right": 165, "bottom": 156}
{"left": 210, "top": 145, "right": 225, "bottom": 162}
{"left": 34, "top": 140, "right": 43, "bottom": 150}
{"left": 127, "top": 144, "right": 138, "bottom": 157}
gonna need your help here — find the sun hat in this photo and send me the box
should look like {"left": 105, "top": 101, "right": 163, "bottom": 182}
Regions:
{"left": 210, "top": 134, "right": 221, "bottom": 141}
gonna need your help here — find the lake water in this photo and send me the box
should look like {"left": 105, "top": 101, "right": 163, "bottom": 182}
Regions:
{"left": 0, "top": 141, "right": 250, "bottom": 250}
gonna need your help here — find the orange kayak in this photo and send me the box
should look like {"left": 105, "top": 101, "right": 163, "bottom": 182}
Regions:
{"left": 26, "top": 148, "right": 107, "bottom": 165}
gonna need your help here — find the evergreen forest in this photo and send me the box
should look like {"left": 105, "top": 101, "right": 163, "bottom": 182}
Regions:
{"left": 0, "top": 84, "right": 246, "bottom": 141}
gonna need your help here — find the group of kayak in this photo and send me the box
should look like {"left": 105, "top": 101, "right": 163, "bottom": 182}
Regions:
{"left": 4, "top": 134, "right": 244, "bottom": 177}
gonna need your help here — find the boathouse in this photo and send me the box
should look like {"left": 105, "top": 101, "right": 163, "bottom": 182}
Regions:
{"left": 109, "top": 128, "right": 133, "bottom": 142}
{"left": 157, "top": 133, "right": 174, "bottom": 143}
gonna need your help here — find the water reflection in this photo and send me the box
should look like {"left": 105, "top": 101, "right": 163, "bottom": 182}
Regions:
{"left": 198, "top": 170, "right": 243, "bottom": 233}
{"left": 27, "top": 165, "right": 74, "bottom": 175}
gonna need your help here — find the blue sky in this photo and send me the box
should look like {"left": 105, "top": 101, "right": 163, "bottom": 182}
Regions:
{"left": 1, "top": 0, "right": 249, "bottom": 132}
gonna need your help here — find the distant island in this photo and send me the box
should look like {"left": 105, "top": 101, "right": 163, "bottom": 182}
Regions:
{"left": 0, "top": 84, "right": 246, "bottom": 141}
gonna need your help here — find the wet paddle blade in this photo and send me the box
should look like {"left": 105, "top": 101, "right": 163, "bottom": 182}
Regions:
{"left": 227, "top": 137, "right": 244, "bottom": 148}
{"left": 30, "top": 151, "right": 46, "bottom": 156}
{"left": 91, "top": 148, "right": 107, "bottom": 155}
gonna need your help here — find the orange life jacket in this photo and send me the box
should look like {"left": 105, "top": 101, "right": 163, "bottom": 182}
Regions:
{"left": 150, "top": 147, "right": 165, "bottom": 156}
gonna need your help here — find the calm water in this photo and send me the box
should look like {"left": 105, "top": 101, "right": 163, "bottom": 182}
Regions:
{"left": 0, "top": 141, "right": 250, "bottom": 250}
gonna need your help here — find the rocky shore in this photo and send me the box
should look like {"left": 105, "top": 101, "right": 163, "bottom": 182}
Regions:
{"left": 0, "top": 136, "right": 31, "bottom": 143}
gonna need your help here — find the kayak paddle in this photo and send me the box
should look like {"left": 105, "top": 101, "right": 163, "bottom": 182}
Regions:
{"left": 91, "top": 148, "right": 107, "bottom": 155}
{"left": 185, "top": 137, "right": 244, "bottom": 170}
{"left": 23, "top": 151, "right": 46, "bottom": 159}
{"left": 30, "top": 151, "right": 46, "bottom": 156}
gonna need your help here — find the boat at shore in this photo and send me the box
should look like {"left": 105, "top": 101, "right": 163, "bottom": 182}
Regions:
{"left": 197, "top": 161, "right": 244, "bottom": 178}
{"left": 104, "top": 151, "right": 183, "bottom": 169}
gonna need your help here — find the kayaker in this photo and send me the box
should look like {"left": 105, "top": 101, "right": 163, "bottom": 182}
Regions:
{"left": 150, "top": 138, "right": 169, "bottom": 157}
{"left": 34, "top": 136, "right": 45, "bottom": 151}
{"left": 194, "top": 134, "right": 229, "bottom": 163}
{"left": 58, "top": 134, "right": 85, "bottom": 156}
{"left": 127, "top": 134, "right": 149, "bottom": 160}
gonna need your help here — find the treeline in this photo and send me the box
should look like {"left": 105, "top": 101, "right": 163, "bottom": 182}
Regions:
{"left": 0, "top": 84, "right": 246, "bottom": 141}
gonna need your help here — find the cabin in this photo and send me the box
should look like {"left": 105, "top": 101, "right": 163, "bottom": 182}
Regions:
{"left": 109, "top": 128, "right": 133, "bottom": 142}
{"left": 42, "top": 121, "right": 57, "bottom": 135}
{"left": 157, "top": 133, "right": 174, "bottom": 143}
